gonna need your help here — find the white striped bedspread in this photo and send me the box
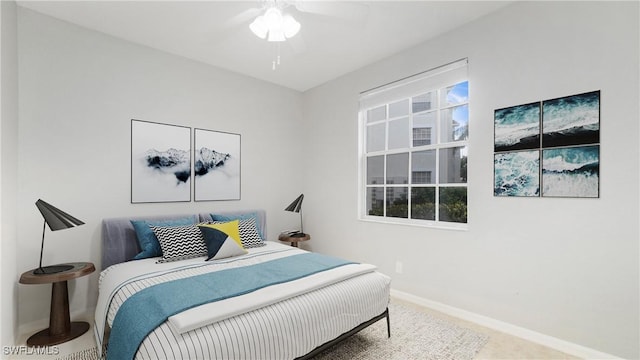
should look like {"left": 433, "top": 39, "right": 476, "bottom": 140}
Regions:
{"left": 94, "top": 242, "right": 391, "bottom": 360}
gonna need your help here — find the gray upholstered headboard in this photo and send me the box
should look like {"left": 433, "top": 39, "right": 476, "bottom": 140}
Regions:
{"left": 101, "top": 210, "right": 267, "bottom": 270}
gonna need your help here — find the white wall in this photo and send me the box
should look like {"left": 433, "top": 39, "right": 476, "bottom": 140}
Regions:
{"left": 302, "top": 2, "right": 638, "bottom": 358}
{"left": 1, "top": 0, "right": 20, "bottom": 348}
{"left": 16, "top": 8, "right": 305, "bottom": 328}
{"left": 11, "top": 2, "right": 640, "bottom": 358}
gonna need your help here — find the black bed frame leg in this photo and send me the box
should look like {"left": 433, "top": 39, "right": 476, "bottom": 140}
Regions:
{"left": 386, "top": 308, "right": 391, "bottom": 338}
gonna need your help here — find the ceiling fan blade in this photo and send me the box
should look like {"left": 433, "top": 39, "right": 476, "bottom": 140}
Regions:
{"left": 222, "top": 7, "right": 263, "bottom": 29}
{"left": 293, "top": 1, "right": 369, "bottom": 25}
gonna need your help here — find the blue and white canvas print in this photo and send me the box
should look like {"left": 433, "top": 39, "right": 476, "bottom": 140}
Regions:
{"left": 131, "top": 119, "right": 191, "bottom": 203}
{"left": 494, "top": 102, "right": 540, "bottom": 152}
{"left": 542, "top": 91, "right": 600, "bottom": 148}
{"left": 494, "top": 150, "right": 540, "bottom": 197}
{"left": 194, "top": 129, "right": 241, "bottom": 201}
{"left": 542, "top": 145, "right": 599, "bottom": 198}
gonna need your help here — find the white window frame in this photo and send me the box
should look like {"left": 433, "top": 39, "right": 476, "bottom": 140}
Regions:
{"left": 358, "top": 59, "right": 468, "bottom": 230}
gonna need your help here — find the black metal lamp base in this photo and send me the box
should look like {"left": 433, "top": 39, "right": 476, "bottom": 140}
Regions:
{"left": 33, "top": 264, "right": 74, "bottom": 275}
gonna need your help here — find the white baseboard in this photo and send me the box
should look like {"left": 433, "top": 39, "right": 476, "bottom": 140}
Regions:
{"left": 390, "top": 289, "right": 620, "bottom": 360}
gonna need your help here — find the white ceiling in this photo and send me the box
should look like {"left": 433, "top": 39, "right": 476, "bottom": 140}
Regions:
{"left": 17, "top": 1, "right": 511, "bottom": 92}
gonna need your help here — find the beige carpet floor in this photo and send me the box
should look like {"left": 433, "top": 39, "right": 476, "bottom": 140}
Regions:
{"left": 311, "top": 301, "right": 489, "bottom": 360}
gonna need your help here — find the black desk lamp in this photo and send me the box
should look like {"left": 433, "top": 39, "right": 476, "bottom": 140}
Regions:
{"left": 34, "top": 199, "right": 84, "bottom": 275}
{"left": 284, "top": 194, "right": 305, "bottom": 237}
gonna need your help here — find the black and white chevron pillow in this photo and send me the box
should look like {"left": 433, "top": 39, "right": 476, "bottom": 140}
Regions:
{"left": 151, "top": 225, "right": 207, "bottom": 263}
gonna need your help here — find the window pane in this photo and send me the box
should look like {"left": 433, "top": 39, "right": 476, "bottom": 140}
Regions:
{"left": 366, "top": 187, "right": 384, "bottom": 216}
{"left": 386, "top": 187, "right": 408, "bottom": 218}
{"left": 439, "top": 146, "right": 467, "bottom": 183}
{"left": 366, "top": 156, "right": 384, "bottom": 185}
{"left": 366, "top": 123, "right": 385, "bottom": 152}
{"left": 412, "top": 92, "right": 435, "bottom": 113}
{"left": 367, "top": 105, "right": 386, "bottom": 123}
{"left": 442, "top": 81, "right": 468, "bottom": 106}
{"left": 441, "top": 104, "right": 468, "bottom": 142}
{"left": 413, "top": 112, "right": 436, "bottom": 146}
{"left": 388, "top": 117, "right": 410, "bottom": 149}
{"left": 439, "top": 187, "right": 467, "bottom": 223}
{"left": 389, "top": 99, "right": 409, "bottom": 118}
{"left": 386, "top": 153, "right": 409, "bottom": 184}
{"left": 411, "top": 150, "right": 435, "bottom": 184}
{"left": 411, "top": 187, "right": 435, "bottom": 220}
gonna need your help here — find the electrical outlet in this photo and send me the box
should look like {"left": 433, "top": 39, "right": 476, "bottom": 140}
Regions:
{"left": 395, "top": 261, "right": 403, "bottom": 274}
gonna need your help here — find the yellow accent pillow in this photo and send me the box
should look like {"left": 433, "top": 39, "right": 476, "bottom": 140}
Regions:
{"left": 200, "top": 220, "right": 241, "bottom": 245}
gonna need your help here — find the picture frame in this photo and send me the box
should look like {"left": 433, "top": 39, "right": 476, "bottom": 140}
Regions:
{"left": 542, "top": 90, "right": 600, "bottom": 148}
{"left": 194, "top": 128, "right": 241, "bottom": 201}
{"left": 494, "top": 150, "right": 540, "bottom": 197}
{"left": 541, "top": 145, "right": 599, "bottom": 198}
{"left": 131, "top": 119, "right": 191, "bottom": 203}
{"left": 494, "top": 102, "right": 541, "bottom": 152}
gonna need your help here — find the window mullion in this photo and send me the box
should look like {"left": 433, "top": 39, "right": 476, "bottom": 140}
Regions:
{"left": 434, "top": 88, "right": 441, "bottom": 222}
{"left": 408, "top": 138, "right": 412, "bottom": 220}
{"left": 383, "top": 105, "right": 388, "bottom": 218}
{"left": 382, "top": 154, "right": 387, "bottom": 217}
{"left": 412, "top": 99, "right": 417, "bottom": 220}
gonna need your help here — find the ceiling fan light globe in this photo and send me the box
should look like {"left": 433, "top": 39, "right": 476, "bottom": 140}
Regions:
{"left": 249, "top": 16, "right": 268, "bottom": 39}
{"left": 282, "top": 14, "right": 300, "bottom": 38}
{"left": 267, "top": 28, "right": 286, "bottom": 42}
{"left": 263, "top": 7, "right": 283, "bottom": 29}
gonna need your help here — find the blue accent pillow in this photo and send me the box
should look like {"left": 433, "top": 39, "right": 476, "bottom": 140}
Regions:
{"left": 130, "top": 216, "right": 198, "bottom": 260}
{"left": 211, "top": 212, "right": 263, "bottom": 239}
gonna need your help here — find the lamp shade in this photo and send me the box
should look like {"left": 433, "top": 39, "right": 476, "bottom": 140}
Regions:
{"left": 268, "top": 28, "right": 286, "bottom": 42}
{"left": 33, "top": 199, "right": 84, "bottom": 275}
{"left": 282, "top": 14, "right": 300, "bottom": 38}
{"left": 284, "top": 194, "right": 304, "bottom": 213}
{"left": 36, "top": 199, "right": 85, "bottom": 231}
{"left": 249, "top": 15, "right": 268, "bottom": 39}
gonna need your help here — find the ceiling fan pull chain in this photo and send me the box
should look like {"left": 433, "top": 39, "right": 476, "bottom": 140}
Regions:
{"left": 271, "top": 43, "right": 282, "bottom": 70}
{"left": 277, "top": 43, "right": 281, "bottom": 65}
{"left": 272, "top": 43, "right": 277, "bottom": 70}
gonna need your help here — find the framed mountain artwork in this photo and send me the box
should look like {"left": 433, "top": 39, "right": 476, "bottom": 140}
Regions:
{"left": 131, "top": 119, "right": 191, "bottom": 203}
{"left": 194, "top": 128, "right": 241, "bottom": 201}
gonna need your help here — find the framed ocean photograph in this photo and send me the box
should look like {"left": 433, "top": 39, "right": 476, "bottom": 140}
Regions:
{"left": 131, "top": 119, "right": 191, "bottom": 203}
{"left": 194, "top": 129, "right": 241, "bottom": 201}
{"left": 494, "top": 102, "right": 540, "bottom": 152}
{"left": 541, "top": 145, "right": 599, "bottom": 198}
{"left": 542, "top": 90, "right": 600, "bottom": 148}
{"left": 494, "top": 150, "right": 540, "bottom": 197}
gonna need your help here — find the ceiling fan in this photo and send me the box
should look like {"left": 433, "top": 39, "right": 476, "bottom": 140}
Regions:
{"left": 224, "top": 1, "right": 369, "bottom": 69}
{"left": 227, "top": 0, "right": 369, "bottom": 42}
{"left": 249, "top": 4, "right": 301, "bottom": 42}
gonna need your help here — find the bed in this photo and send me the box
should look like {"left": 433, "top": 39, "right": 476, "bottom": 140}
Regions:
{"left": 94, "top": 210, "right": 391, "bottom": 359}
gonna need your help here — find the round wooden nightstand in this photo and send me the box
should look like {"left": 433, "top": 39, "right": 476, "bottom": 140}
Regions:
{"left": 278, "top": 233, "right": 311, "bottom": 247}
{"left": 19, "top": 262, "right": 95, "bottom": 347}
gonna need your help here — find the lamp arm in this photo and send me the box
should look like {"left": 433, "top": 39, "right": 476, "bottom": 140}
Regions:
{"left": 38, "top": 220, "right": 46, "bottom": 273}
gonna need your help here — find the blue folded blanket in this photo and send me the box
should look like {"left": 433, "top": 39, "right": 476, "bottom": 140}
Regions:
{"left": 107, "top": 252, "right": 354, "bottom": 360}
